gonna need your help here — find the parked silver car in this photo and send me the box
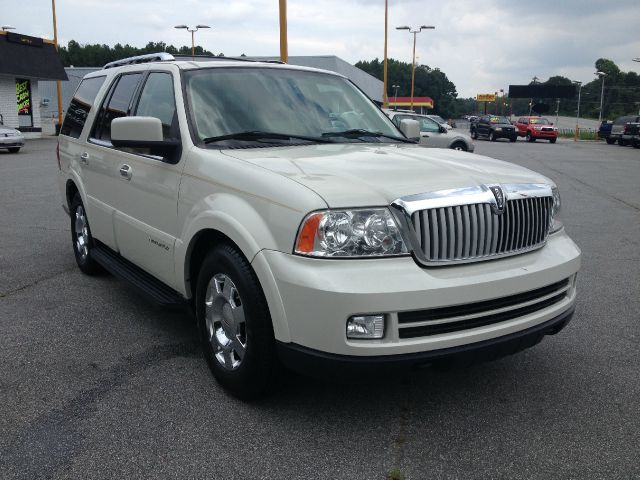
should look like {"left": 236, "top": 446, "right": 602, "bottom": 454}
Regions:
{"left": 386, "top": 111, "right": 474, "bottom": 152}
{"left": 0, "top": 125, "right": 24, "bottom": 153}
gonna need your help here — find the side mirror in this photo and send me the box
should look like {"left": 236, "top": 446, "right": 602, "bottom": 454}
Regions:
{"left": 111, "top": 117, "right": 181, "bottom": 163}
{"left": 399, "top": 119, "right": 420, "bottom": 141}
{"left": 439, "top": 125, "right": 447, "bottom": 133}
{"left": 550, "top": 122, "right": 554, "bottom": 126}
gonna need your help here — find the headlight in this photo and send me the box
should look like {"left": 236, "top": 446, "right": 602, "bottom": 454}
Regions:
{"left": 550, "top": 186, "right": 563, "bottom": 234}
{"left": 495, "top": 127, "right": 502, "bottom": 131}
{"left": 294, "top": 208, "right": 408, "bottom": 257}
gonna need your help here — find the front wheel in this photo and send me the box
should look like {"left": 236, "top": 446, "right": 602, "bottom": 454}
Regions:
{"left": 549, "top": 138, "right": 557, "bottom": 144}
{"left": 606, "top": 138, "right": 615, "bottom": 145}
{"left": 509, "top": 136, "right": 517, "bottom": 143}
{"left": 489, "top": 132, "right": 496, "bottom": 142}
{"left": 471, "top": 130, "right": 478, "bottom": 140}
{"left": 196, "top": 244, "right": 280, "bottom": 399}
{"left": 450, "top": 141, "right": 468, "bottom": 151}
{"left": 70, "top": 193, "right": 103, "bottom": 275}
{"left": 8, "top": 147, "right": 20, "bottom": 153}
{"left": 526, "top": 132, "right": 535, "bottom": 142}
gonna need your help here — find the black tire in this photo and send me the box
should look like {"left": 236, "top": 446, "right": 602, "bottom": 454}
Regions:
{"left": 526, "top": 132, "right": 535, "bottom": 142}
{"left": 632, "top": 140, "right": 640, "bottom": 149}
{"left": 509, "top": 136, "right": 517, "bottom": 143}
{"left": 471, "top": 129, "right": 478, "bottom": 140}
{"left": 606, "top": 138, "right": 616, "bottom": 145}
{"left": 195, "top": 244, "right": 280, "bottom": 399}
{"left": 549, "top": 138, "right": 557, "bottom": 144}
{"left": 8, "top": 147, "right": 20, "bottom": 153}
{"left": 489, "top": 132, "right": 496, "bottom": 142}
{"left": 450, "top": 141, "right": 468, "bottom": 151}
{"left": 70, "top": 193, "right": 103, "bottom": 275}
{"left": 618, "top": 139, "right": 629, "bottom": 146}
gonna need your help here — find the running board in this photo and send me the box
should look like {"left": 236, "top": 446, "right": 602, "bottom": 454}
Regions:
{"left": 92, "top": 242, "right": 186, "bottom": 308}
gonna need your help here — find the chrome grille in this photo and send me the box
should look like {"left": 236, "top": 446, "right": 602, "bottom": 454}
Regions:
{"left": 410, "top": 197, "right": 553, "bottom": 263}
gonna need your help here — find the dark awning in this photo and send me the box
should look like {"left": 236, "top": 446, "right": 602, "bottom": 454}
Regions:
{"left": 0, "top": 32, "right": 68, "bottom": 81}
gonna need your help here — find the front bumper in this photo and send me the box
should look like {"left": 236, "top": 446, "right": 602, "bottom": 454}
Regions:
{"left": 493, "top": 129, "right": 517, "bottom": 139}
{"left": 253, "top": 230, "right": 581, "bottom": 358}
{"left": 531, "top": 129, "right": 558, "bottom": 138}
{"left": 0, "top": 138, "right": 24, "bottom": 147}
{"left": 278, "top": 306, "right": 574, "bottom": 375}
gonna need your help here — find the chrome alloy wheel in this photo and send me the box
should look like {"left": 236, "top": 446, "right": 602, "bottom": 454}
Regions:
{"left": 74, "top": 205, "right": 90, "bottom": 261}
{"left": 205, "top": 274, "right": 247, "bottom": 370}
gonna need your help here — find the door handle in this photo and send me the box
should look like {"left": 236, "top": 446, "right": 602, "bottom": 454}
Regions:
{"left": 80, "top": 152, "right": 89, "bottom": 164}
{"left": 119, "top": 164, "right": 132, "bottom": 180}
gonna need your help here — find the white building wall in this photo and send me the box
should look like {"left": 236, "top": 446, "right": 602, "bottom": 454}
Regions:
{"left": 0, "top": 74, "right": 44, "bottom": 137}
{"left": 0, "top": 75, "right": 19, "bottom": 129}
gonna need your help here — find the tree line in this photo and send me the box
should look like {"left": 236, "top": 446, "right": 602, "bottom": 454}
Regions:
{"left": 57, "top": 40, "right": 220, "bottom": 67}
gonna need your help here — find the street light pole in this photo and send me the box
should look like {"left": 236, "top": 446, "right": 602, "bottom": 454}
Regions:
{"left": 392, "top": 84, "right": 400, "bottom": 110}
{"left": 573, "top": 81, "right": 582, "bottom": 142}
{"left": 595, "top": 71, "right": 606, "bottom": 123}
{"left": 396, "top": 25, "right": 435, "bottom": 111}
{"left": 174, "top": 24, "right": 211, "bottom": 60}
{"left": 51, "top": 0, "right": 63, "bottom": 129}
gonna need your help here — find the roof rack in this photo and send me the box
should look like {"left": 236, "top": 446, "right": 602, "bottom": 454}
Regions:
{"left": 103, "top": 52, "right": 175, "bottom": 69}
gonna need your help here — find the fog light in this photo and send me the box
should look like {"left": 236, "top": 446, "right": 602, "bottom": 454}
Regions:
{"left": 346, "top": 315, "right": 385, "bottom": 339}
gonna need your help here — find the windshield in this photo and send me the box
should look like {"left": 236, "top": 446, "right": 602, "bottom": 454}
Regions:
{"left": 489, "top": 116, "right": 511, "bottom": 124}
{"left": 529, "top": 118, "right": 550, "bottom": 125}
{"left": 184, "top": 67, "right": 402, "bottom": 146}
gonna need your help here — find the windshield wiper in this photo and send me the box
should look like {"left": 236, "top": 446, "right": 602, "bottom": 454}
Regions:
{"left": 321, "top": 129, "right": 415, "bottom": 143}
{"left": 203, "top": 130, "right": 333, "bottom": 145}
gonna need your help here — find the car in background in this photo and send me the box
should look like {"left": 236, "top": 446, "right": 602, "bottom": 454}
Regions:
{"left": 514, "top": 116, "right": 558, "bottom": 143}
{"left": 609, "top": 115, "right": 640, "bottom": 146}
{"left": 426, "top": 114, "right": 453, "bottom": 130}
{"left": 598, "top": 120, "right": 614, "bottom": 144}
{"left": 386, "top": 111, "right": 474, "bottom": 151}
{"left": 470, "top": 115, "right": 518, "bottom": 142}
{"left": 0, "top": 125, "right": 24, "bottom": 153}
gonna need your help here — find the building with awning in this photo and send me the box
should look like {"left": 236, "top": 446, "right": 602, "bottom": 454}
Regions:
{"left": 0, "top": 31, "right": 67, "bottom": 137}
{"left": 387, "top": 96, "right": 434, "bottom": 112}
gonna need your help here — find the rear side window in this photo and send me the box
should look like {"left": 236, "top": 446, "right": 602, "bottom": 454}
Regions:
{"left": 614, "top": 116, "right": 633, "bottom": 125}
{"left": 60, "top": 76, "right": 106, "bottom": 139}
{"left": 134, "top": 72, "right": 179, "bottom": 140}
{"left": 92, "top": 73, "right": 143, "bottom": 142}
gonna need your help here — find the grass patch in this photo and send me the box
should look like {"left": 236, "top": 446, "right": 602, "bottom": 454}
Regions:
{"left": 557, "top": 128, "right": 598, "bottom": 141}
{"left": 387, "top": 469, "right": 405, "bottom": 480}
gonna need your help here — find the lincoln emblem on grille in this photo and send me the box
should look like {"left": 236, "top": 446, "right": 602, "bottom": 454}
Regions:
{"left": 488, "top": 185, "right": 506, "bottom": 214}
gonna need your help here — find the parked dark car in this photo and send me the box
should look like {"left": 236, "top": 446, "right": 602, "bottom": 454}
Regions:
{"left": 470, "top": 115, "right": 518, "bottom": 142}
{"left": 598, "top": 120, "right": 614, "bottom": 143}
{"left": 610, "top": 115, "right": 640, "bottom": 146}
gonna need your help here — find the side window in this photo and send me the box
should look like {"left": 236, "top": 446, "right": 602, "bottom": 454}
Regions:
{"left": 60, "top": 76, "right": 106, "bottom": 139}
{"left": 134, "top": 73, "right": 178, "bottom": 140}
{"left": 419, "top": 117, "right": 440, "bottom": 133}
{"left": 92, "top": 73, "right": 143, "bottom": 142}
{"left": 392, "top": 115, "right": 409, "bottom": 127}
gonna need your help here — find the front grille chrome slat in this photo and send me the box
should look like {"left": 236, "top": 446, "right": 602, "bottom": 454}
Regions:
{"left": 409, "top": 196, "right": 553, "bottom": 264}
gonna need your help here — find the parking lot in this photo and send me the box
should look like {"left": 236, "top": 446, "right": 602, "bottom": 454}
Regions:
{"left": 1, "top": 136, "right": 639, "bottom": 479}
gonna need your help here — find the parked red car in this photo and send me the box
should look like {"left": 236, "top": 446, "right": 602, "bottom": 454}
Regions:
{"left": 514, "top": 116, "right": 558, "bottom": 143}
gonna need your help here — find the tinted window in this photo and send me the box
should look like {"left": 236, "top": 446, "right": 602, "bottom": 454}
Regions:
{"left": 92, "top": 73, "right": 142, "bottom": 142}
{"left": 60, "top": 76, "right": 106, "bottom": 138}
{"left": 135, "top": 73, "right": 178, "bottom": 140}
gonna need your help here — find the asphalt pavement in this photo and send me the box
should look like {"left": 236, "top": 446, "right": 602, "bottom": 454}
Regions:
{"left": 1, "top": 137, "right": 639, "bottom": 480}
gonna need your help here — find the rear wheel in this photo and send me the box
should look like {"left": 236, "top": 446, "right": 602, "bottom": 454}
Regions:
{"left": 196, "top": 244, "right": 280, "bottom": 399}
{"left": 632, "top": 140, "right": 640, "bottom": 149}
{"left": 8, "top": 147, "right": 20, "bottom": 153}
{"left": 450, "top": 141, "right": 467, "bottom": 151}
{"left": 618, "top": 139, "right": 628, "bottom": 146}
{"left": 606, "top": 138, "right": 615, "bottom": 145}
{"left": 70, "top": 193, "right": 103, "bottom": 275}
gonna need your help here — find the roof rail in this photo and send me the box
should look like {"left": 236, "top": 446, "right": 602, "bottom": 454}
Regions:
{"left": 103, "top": 52, "right": 175, "bottom": 70}
{"left": 173, "top": 54, "right": 260, "bottom": 63}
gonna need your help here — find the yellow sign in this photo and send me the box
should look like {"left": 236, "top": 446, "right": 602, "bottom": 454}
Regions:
{"left": 476, "top": 94, "right": 496, "bottom": 102}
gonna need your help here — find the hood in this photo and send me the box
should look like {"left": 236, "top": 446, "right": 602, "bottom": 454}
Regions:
{"left": 221, "top": 143, "right": 551, "bottom": 207}
{"left": 0, "top": 126, "right": 21, "bottom": 135}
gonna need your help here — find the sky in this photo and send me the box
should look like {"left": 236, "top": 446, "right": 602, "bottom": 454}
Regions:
{"left": 3, "top": 0, "right": 640, "bottom": 97}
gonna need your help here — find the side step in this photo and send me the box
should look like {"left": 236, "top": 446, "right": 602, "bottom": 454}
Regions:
{"left": 92, "top": 242, "right": 186, "bottom": 308}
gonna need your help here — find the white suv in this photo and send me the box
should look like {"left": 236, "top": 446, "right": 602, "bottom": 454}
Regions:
{"left": 57, "top": 53, "right": 581, "bottom": 398}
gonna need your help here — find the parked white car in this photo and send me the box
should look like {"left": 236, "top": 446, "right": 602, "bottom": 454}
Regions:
{"left": 0, "top": 125, "right": 24, "bottom": 153}
{"left": 57, "top": 53, "right": 580, "bottom": 398}
{"left": 386, "top": 110, "right": 474, "bottom": 151}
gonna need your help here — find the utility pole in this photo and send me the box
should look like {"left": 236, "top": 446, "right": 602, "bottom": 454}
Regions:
{"left": 383, "top": 0, "right": 388, "bottom": 108}
{"left": 279, "top": 0, "right": 288, "bottom": 63}
{"left": 52, "top": 0, "right": 63, "bottom": 130}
